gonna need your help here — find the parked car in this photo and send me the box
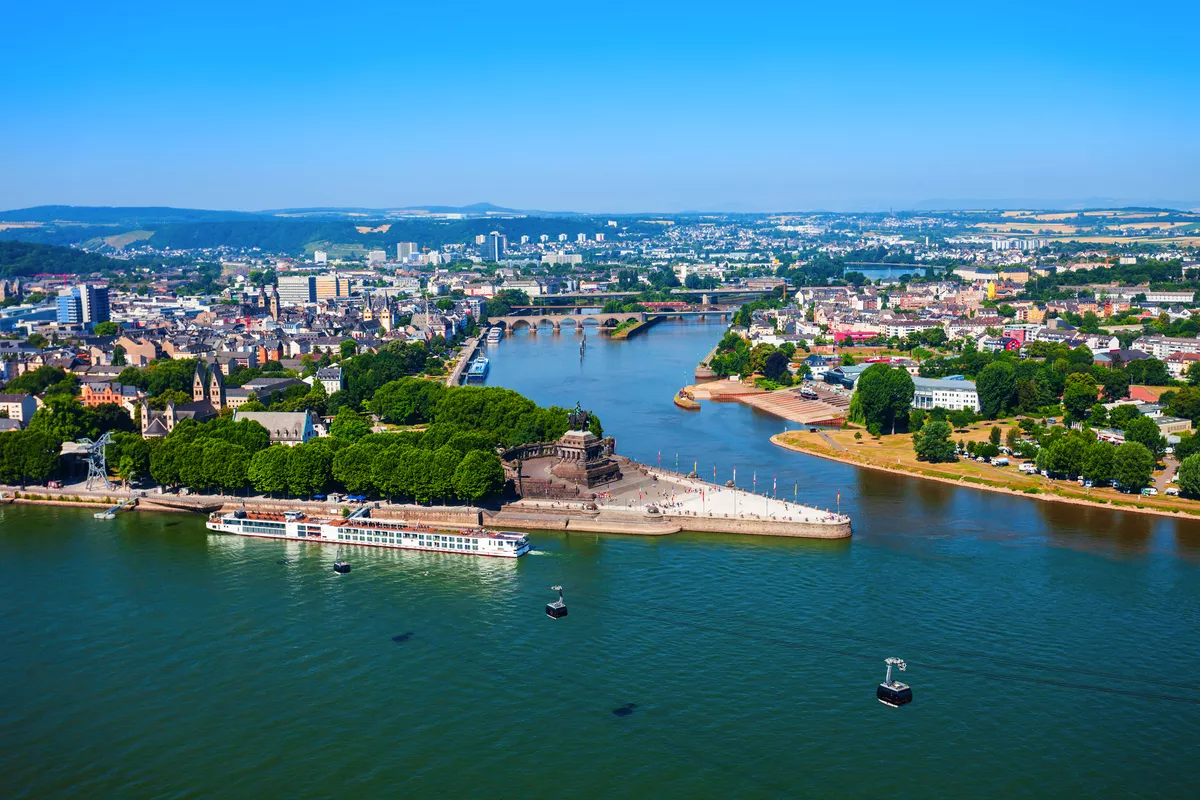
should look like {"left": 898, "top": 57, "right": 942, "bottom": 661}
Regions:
{"left": 1142, "top": 487, "right": 1158, "bottom": 496}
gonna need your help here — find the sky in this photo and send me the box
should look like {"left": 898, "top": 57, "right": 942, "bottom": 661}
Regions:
{"left": 2, "top": 1, "right": 1198, "bottom": 213}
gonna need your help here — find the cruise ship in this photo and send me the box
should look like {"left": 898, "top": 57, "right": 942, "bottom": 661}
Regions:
{"left": 486, "top": 326, "right": 503, "bottom": 343}
{"left": 466, "top": 356, "right": 489, "bottom": 381}
{"left": 206, "top": 509, "right": 531, "bottom": 557}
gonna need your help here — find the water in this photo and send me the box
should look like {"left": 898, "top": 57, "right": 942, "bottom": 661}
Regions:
{"left": 2, "top": 321, "right": 1199, "bottom": 798}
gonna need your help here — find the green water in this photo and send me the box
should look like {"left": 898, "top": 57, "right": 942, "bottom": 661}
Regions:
{"left": 2, "top": 321, "right": 1199, "bottom": 798}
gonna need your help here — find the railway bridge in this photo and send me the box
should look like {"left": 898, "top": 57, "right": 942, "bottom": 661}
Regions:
{"left": 493, "top": 312, "right": 645, "bottom": 331}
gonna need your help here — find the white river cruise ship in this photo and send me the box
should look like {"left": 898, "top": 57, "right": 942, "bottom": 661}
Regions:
{"left": 206, "top": 509, "right": 531, "bottom": 558}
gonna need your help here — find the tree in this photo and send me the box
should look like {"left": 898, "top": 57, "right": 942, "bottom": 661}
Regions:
{"left": 1187, "top": 361, "right": 1200, "bottom": 387}
{"left": 1112, "top": 442, "right": 1154, "bottom": 490}
{"left": 340, "top": 339, "right": 357, "bottom": 360}
{"left": 1123, "top": 416, "right": 1165, "bottom": 459}
{"left": 1177, "top": 453, "right": 1200, "bottom": 499}
{"left": 1082, "top": 441, "right": 1114, "bottom": 485}
{"left": 333, "top": 440, "right": 383, "bottom": 495}
{"left": 850, "top": 365, "right": 914, "bottom": 434}
{"left": 912, "top": 420, "right": 956, "bottom": 463}
{"left": 749, "top": 343, "right": 776, "bottom": 375}
{"left": 1062, "top": 373, "right": 1098, "bottom": 423}
{"left": 1097, "top": 369, "right": 1130, "bottom": 402}
{"left": 976, "top": 362, "right": 1016, "bottom": 418}
{"left": 1108, "top": 404, "right": 1141, "bottom": 429}
{"left": 430, "top": 445, "right": 463, "bottom": 501}
{"left": 248, "top": 446, "right": 291, "bottom": 496}
{"left": 762, "top": 349, "right": 791, "bottom": 383}
{"left": 287, "top": 441, "right": 332, "bottom": 497}
{"left": 330, "top": 406, "right": 371, "bottom": 442}
{"left": 989, "top": 426, "right": 1001, "bottom": 446}
{"left": 202, "top": 440, "right": 249, "bottom": 493}
{"left": 111, "top": 345, "right": 127, "bottom": 367}
{"left": 453, "top": 450, "right": 505, "bottom": 502}
{"left": 93, "top": 321, "right": 119, "bottom": 337}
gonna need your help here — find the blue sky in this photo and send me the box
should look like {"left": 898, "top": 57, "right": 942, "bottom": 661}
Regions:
{"left": 2, "top": 1, "right": 1198, "bottom": 212}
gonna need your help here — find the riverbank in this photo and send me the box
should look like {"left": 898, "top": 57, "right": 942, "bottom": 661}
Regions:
{"left": 771, "top": 428, "right": 1200, "bottom": 521}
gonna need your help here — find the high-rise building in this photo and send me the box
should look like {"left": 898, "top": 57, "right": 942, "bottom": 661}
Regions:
{"left": 314, "top": 274, "right": 345, "bottom": 300}
{"left": 475, "top": 234, "right": 487, "bottom": 245}
{"left": 480, "top": 231, "right": 507, "bottom": 262}
{"left": 577, "top": 233, "right": 586, "bottom": 243}
{"left": 314, "top": 250, "right": 328, "bottom": 264}
{"left": 56, "top": 288, "right": 83, "bottom": 324}
{"left": 54, "top": 284, "right": 108, "bottom": 327}
{"left": 519, "top": 235, "right": 529, "bottom": 245}
{"left": 595, "top": 233, "right": 605, "bottom": 242}
{"left": 558, "top": 233, "right": 568, "bottom": 242}
{"left": 368, "top": 249, "right": 387, "bottom": 265}
{"left": 277, "top": 275, "right": 316, "bottom": 304}
{"left": 396, "top": 242, "right": 417, "bottom": 261}
{"left": 539, "top": 234, "right": 549, "bottom": 243}
{"left": 80, "top": 284, "right": 110, "bottom": 325}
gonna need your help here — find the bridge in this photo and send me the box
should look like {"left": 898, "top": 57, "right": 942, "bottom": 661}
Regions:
{"left": 493, "top": 312, "right": 645, "bottom": 331}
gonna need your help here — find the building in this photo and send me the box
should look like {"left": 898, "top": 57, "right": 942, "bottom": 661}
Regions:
{"left": 911, "top": 377, "right": 980, "bottom": 412}
{"left": 277, "top": 275, "right": 316, "bottom": 305}
{"left": 314, "top": 366, "right": 343, "bottom": 394}
{"left": 80, "top": 284, "right": 110, "bottom": 325}
{"left": 56, "top": 288, "right": 83, "bottom": 324}
{"left": 314, "top": 250, "right": 328, "bottom": 264}
{"left": 314, "top": 274, "right": 346, "bottom": 300}
{"left": 1132, "top": 335, "right": 1200, "bottom": 360}
{"left": 80, "top": 382, "right": 142, "bottom": 409}
{"left": 396, "top": 242, "right": 417, "bottom": 261}
{"left": 480, "top": 232, "right": 506, "bottom": 262}
{"left": 0, "top": 393, "right": 36, "bottom": 424}
{"left": 232, "top": 410, "right": 316, "bottom": 445}
{"left": 368, "top": 249, "right": 387, "bottom": 265}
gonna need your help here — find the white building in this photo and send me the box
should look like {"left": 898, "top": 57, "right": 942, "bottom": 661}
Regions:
{"left": 233, "top": 410, "right": 317, "bottom": 445}
{"left": 911, "top": 377, "right": 980, "bottom": 413}
{"left": 314, "top": 250, "right": 328, "bottom": 264}
{"left": 1133, "top": 335, "right": 1200, "bottom": 360}
{"left": 396, "top": 242, "right": 417, "bottom": 261}
{"left": 367, "top": 250, "right": 387, "bottom": 265}
{"left": 0, "top": 392, "right": 36, "bottom": 423}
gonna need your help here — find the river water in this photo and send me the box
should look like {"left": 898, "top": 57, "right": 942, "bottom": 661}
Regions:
{"left": 2, "top": 320, "right": 1198, "bottom": 798}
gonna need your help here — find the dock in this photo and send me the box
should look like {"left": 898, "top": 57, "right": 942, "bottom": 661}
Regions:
{"left": 94, "top": 497, "right": 137, "bottom": 520}
{"left": 446, "top": 336, "right": 481, "bottom": 386}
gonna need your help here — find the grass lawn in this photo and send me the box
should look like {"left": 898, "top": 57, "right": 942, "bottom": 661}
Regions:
{"left": 775, "top": 424, "right": 1200, "bottom": 517}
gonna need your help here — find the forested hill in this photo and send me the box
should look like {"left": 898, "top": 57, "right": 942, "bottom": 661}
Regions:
{"left": 0, "top": 241, "right": 123, "bottom": 277}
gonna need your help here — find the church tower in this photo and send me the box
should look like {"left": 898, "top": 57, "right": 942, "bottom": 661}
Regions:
{"left": 192, "top": 361, "right": 207, "bottom": 402}
{"left": 208, "top": 364, "right": 226, "bottom": 408}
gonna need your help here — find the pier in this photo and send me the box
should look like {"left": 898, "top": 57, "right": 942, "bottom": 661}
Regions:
{"left": 445, "top": 336, "right": 481, "bottom": 386}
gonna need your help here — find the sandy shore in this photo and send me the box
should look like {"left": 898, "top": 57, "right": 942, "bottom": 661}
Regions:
{"left": 770, "top": 433, "right": 1200, "bottom": 523}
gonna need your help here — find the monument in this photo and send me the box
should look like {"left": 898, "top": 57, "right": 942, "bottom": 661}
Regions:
{"left": 550, "top": 402, "right": 621, "bottom": 487}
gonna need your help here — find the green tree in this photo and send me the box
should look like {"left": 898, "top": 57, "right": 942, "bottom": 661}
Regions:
{"left": 330, "top": 407, "right": 372, "bottom": 442}
{"left": 850, "top": 365, "right": 914, "bottom": 434}
{"left": 453, "top": 450, "right": 505, "bottom": 502}
{"left": 1123, "top": 416, "right": 1165, "bottom": 459}
{"left": 989, "top": 426, "right": 1001, "bottom": 446}
{"left": 287, "top": 441, "right": 332, "bottom": 497}
{"left": 1062, "top": 373, "right": 1098, "bottom": 423}
{"left": 1187, "top": 361, "right": 1200, "bottom": 387}
{"left": 1176, "top": 453, "right": 1200, "bottom": 499}
{"left": 762, "top": 349, "right": 791, "bottom": 383}
{"left": 1082, "top": 441, "right": 1114, "bottom": 484}
{"left": 93, "top": 321, "right": 119, "bottom": 337}
{"left": 912, "top": 420, "right": 956, "bottom": 463}
{"left": 430, "top": 445, "right": 463, "bottom": 501}
{"left": 248, "top": 445, "right": 291, "bottom": 496}
{"left": 203, "top": 440, "right": 249, "bottom": 493}
{"left": 332, "top": 440, "right": 384, "bottom": 494}
{"left": 111, "top": 345, "right": 127, "bottom": 367}
{"left": 340, "top": 339, "right": 357, "bottom": 360}
{"left": 976, "top": 361, "right": 1016, "bottom": 418}
{"left": 1112, "top": 442, "right": 1154, "bottom": 490}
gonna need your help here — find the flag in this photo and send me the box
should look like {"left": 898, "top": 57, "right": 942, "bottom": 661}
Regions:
{"left": 694, "top": 460, "right": 697, "bottom": 474}
{"left": 657, "top": 452, "right": 661, "bottom": 466}
{"left": 837, "top": 490, "right": 841, "bottom": 504}
{"left": 733, "top": 466, "right": 736, "bottom": 483}
{"left": 753, "top": 471, "right": 757, "bottom": 487}
{"left": 773, "top": 475, "right": 777, "bottom": 493}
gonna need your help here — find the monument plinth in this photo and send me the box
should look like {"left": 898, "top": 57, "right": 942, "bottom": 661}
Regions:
{"left": 549, "top": 404, "right": 621, "bottom": 488}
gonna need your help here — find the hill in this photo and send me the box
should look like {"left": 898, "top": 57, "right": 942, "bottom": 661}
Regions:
{"left": 0, "top": 206, "right": 271, "bottom": 225}
{"left": 0, "top": 241, "right": 125, "bottom": 277}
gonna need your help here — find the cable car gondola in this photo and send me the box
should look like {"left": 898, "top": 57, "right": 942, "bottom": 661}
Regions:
{"left": 333, "top": 560, "right": 351, "bottom": 574}
{"left": 545, "top": 585, "right": 568, "bottom": 619}
{"left": 877, "top": 657, "right": 912, "bottom": 707}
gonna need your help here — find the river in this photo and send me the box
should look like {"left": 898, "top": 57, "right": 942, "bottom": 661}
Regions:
{"left": 2, "top": 320, "right": 1198, "bottom": 798}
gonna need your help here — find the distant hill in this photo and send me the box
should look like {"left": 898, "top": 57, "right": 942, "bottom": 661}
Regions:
{"left": 0, "top": 206, "right": 271, "bottom": 225}
{"left": 0, "top": 241, "right": 124, "bottom": 277}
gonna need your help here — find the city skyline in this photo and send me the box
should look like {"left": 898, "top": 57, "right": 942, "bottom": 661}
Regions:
{"left": 2, "top": 1, "right": 1198, "bottom": 212}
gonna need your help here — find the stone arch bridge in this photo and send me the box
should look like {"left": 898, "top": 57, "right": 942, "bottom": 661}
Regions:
{"left": 494, "top": 312, "right": 645, "bottom": 331}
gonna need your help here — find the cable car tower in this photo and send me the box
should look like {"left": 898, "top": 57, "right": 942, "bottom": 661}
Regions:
{"left": 877, "top": 657, "right": 913, "bottom": 707}
{"left": 79, "top": 432, "right": 113, "bottom": 491}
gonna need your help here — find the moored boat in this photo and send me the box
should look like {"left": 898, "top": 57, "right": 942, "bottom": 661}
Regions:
{"left": 206, "top": 509, "right": 530, "bottom": 558}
